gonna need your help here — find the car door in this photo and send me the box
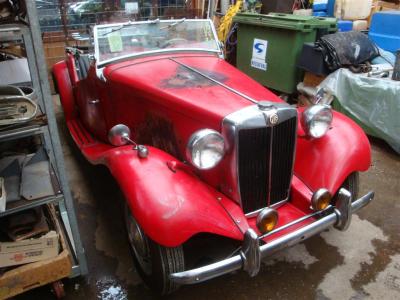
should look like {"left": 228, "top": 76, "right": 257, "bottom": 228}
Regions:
{"left": 73, "top": 55, "right": 108, "bottom": 142}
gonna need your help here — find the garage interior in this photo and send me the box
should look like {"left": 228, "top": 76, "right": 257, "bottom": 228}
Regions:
{"left": 0, "top": 0, "right": 399, "bottom": 299}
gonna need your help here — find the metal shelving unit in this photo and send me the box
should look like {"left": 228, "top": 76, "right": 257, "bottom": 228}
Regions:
{"left": 0, "top": 1, "right": 87, "bottom": 280}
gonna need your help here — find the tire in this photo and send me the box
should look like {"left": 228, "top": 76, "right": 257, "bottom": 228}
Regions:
{"left": 334, "top": 172, "right": 360, "bottom": 202}
{"left": 124, "top": 204, "right": 184, "bottom": 295}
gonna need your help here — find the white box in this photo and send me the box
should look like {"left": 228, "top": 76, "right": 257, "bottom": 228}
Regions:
{"left": 125, "top": 2, "right": 139, "bottom": 14}
{"left": 0, "top": 58, "right": 31, "bottom": 85}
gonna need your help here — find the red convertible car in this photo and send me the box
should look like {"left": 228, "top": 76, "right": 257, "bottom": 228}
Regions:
{"left": 53, "top": 19, "right": 374, "bottom": 294}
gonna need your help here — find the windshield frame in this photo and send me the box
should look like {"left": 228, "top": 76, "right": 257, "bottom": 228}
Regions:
{"left": 93, "top": 19, "right": 222, "bottom": 68}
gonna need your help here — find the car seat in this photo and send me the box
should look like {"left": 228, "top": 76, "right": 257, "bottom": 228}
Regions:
{"left": 75, "top": 54, "right": 90, "bottom": 80}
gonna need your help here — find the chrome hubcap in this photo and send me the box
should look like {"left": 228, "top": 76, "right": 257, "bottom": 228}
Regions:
{"left": 125, "top": 209, "right": 152, "bottom": 275}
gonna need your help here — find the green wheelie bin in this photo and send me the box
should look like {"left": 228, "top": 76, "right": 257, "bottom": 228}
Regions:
{"left": 233, "top": 13, "right": 337, "bottom": 94}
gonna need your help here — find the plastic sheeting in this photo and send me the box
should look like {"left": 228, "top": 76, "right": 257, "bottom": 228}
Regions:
{"left": 320, "top": 68, "right": 400, "bottom": 154}
{"left": 317, "top": 31, "right": 380, "bottom": 71}
{"left": 372, "top": 47, "right": 396, "bottom": 66}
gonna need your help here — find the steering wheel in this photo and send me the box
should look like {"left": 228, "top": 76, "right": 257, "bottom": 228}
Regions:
{"left": 160, "top": 38, "right": 188, "bottom": 48}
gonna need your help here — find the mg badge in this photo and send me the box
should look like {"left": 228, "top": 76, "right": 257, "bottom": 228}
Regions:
{"left": 270, "top": 113, "right": 279, "bottom": 125}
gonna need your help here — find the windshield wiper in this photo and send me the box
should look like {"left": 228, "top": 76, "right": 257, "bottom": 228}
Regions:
{"left": 160, "top": 18, "right": 186, "bottom": 30}
{"left": 101, "top": 19, "right": 160, "bottom": 36}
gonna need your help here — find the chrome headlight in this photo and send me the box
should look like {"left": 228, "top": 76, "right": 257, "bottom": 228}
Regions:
{"left": 301, "top": 104, "right": 333, "bottom": 138}
{"left": 186, "top": 129, "right": 225, "bottom": 170}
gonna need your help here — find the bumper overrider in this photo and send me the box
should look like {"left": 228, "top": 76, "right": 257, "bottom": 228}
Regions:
{"left": 170, "top": 188, "right": 374, "bottom": 285}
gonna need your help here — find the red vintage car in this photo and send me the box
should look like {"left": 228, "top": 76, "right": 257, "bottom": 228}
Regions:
{"left": 53, "top": 19, "right": 374, "bottom": 294}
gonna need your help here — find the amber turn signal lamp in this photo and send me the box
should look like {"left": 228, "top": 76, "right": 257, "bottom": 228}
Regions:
{"left": 311, "top": 188, "right": 332, "bottom": 211}
{"left": 256, "top": 208, "right": 279, "bottom": 234}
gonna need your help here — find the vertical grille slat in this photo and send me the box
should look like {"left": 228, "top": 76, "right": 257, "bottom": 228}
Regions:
{"left": 238, "top": 116, "right": 297, "bottom": 214}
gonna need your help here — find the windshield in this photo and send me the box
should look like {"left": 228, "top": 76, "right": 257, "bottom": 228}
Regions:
{"left": 94, "top": 19, "right": 220, "bottom": 66}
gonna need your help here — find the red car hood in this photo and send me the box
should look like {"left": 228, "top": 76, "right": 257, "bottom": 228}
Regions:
{"left": 104, "top": 54, "right": 283, "bottom": 128}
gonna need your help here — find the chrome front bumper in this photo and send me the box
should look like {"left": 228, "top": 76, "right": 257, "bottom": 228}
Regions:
{"left": 170, "top": 189, "right": 374, "bottom": 285}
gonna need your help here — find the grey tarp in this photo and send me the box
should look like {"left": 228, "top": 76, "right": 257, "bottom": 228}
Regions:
{"left": 320, "top": 68, "right": 400, "bottom": 154}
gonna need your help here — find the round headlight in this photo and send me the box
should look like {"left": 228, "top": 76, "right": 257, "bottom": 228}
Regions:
{"left": 301, "top": 104, "right": 333, "bottom": 138}
{"left": 186, "top": 129, "right": 225, "bottom": 170}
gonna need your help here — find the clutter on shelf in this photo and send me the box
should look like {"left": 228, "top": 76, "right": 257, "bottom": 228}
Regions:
{"left": 0, "top": 95, "right": 37, "bottom": 126}
{"left": 0, "top": 206, "right": 59, "bottom": 268}
{"left": 0, "top": 146, "right": 59, "bottom": 213}
{"left": 0, "top": 205, "right": 72, "bottom": 299}
{"left": 0, "top": 2, "right": 87, "bottom": 298}
{"left": 0, "top": 0, "right": 27, "bottom": 24}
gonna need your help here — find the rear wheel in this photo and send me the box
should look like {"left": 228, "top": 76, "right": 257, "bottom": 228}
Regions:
{"left": 124, "top": 205, "right": 184, "bottom": 295}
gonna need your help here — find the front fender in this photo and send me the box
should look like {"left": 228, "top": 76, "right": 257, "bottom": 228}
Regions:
{"left": 101, "top": 146, "right": 244, "bottom": 247}
{"left": 294, "top": 110, "right": 371, "bottom": 194}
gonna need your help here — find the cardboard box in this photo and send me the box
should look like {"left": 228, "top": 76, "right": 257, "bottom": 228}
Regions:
{"left": 0, "top": 205, "right": 71, "bottom": 299}
{"left": 373, "top": 0, "right": 399, "bottom": 11}
{"left": 0, "top": 231, "right": 59, "bottom": 268}
{"left": 303, "top": 72, "right": 327, "bottom": 87}
{"left": 368, "top": 1, "right": 400, "bottom": 26}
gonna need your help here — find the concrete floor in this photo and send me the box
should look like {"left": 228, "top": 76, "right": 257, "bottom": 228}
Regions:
{"left": 17, "top": 97, "right": 400, "bottom": 300}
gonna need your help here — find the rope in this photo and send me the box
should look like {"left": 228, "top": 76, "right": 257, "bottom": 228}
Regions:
{"left": 217, "top": 0, "right": 243, "bottom": 43}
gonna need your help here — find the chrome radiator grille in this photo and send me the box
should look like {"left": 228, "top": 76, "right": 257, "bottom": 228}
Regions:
{"left": 238, "top": 127, "right": 270, "bottom": 214}
{"left": 269, "top": 116, "right": 297, "bottom": 204}
{"left": 223, "top": 103, "right": 298, "bottom": 215}
{"left": 238, "top": 117, "right": 297, "bottom": 214}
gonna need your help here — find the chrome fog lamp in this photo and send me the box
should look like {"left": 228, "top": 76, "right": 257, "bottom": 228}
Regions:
{"left": 301, "top": 104, "right": 333, "bottom": 138}
{"left": 186, "top": 129, "right": 225, "bottom": 170}
{"left": 311, "top": 188, "right": 332, "bottom": 211}
{"left": 256, "top": 208, "right": 279, "bottom": 234}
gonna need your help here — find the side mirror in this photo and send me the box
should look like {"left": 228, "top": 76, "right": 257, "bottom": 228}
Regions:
{"left": 108, "top": 124, "right": 132, "bottom": 146}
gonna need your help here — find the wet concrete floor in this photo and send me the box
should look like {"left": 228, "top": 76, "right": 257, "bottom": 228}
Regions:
{"left": 16, "top": 97, "right": 400, "bottom": 300}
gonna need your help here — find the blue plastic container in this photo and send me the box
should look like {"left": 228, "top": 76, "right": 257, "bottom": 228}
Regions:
{"left": 369, "top": 11, "right": 400, "bottom": 53}
{"left": 313, "top": 11, "right": 328, "bottom": 17}
{"left": 313, "top": 2, "right": 328, "bottom": 12}
{"left": 338, "top": 20, "right": 353, "bottom": 32}
{"left": 327, "top": 0, "right": 335, "bottom": 17}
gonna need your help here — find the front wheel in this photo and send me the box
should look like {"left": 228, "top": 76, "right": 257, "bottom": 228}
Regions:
{"left": 124, "top": 204, "right": 185, "bottom": 295}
